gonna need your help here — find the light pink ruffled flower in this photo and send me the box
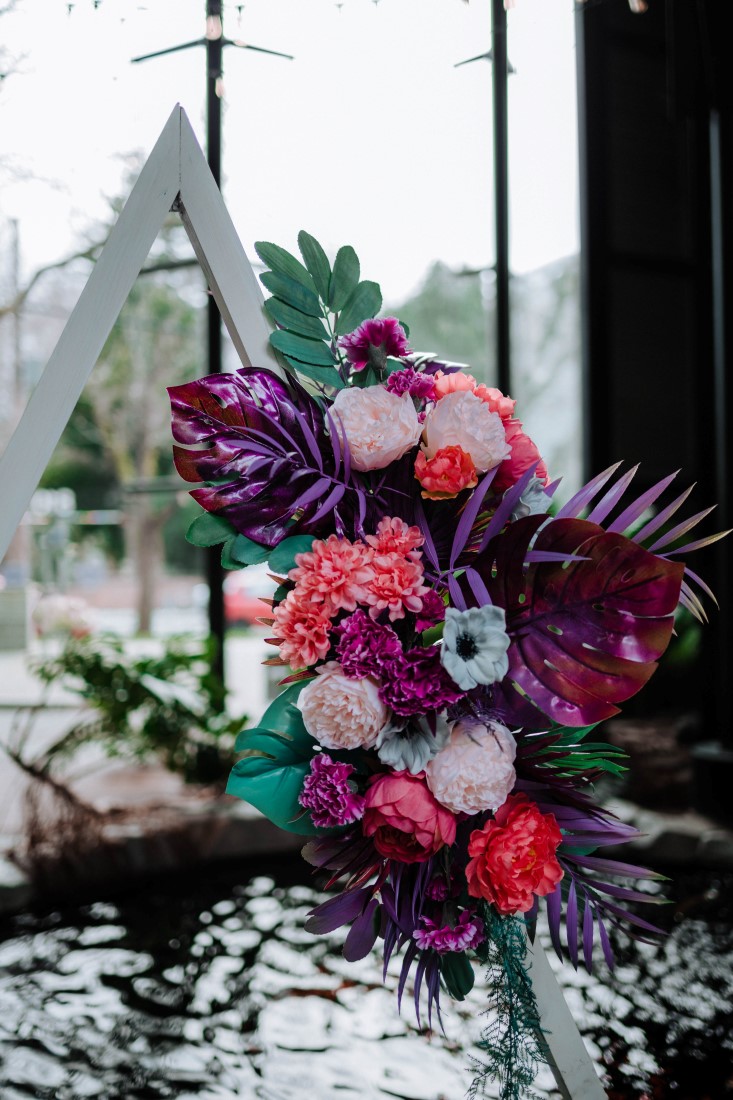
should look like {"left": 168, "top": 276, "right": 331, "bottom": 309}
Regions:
{"left": 289, "top": 534, "right": 375, "bottom": 615}
{"left": 272, "top": 589, "right": 332, "bottom": 669}
{"left": 421, "top": 390, "right": 511, "bottom": 474}
{"left": 426, "top": 717, "right": 517, "bottom": 815}
{"left": 298, "top": 661, "right": 389, "bottom": 751}
{"left": 366, "top": 552, "right": 428, "bottom": 621}
{"left": 413, "top": 910, "right": 485, "bottom": 954}
{"left": 332, "top": 386, "right": 422, "bottom": 473}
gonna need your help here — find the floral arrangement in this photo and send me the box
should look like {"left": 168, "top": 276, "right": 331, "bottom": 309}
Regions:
{"left": 169, "top": 232, "right": 720, "bottom": 1097}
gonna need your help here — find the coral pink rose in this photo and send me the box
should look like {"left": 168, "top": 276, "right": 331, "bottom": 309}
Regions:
{"left": 299, "top": 661, "right": 389, "bottom": 751}
{"left": 465, "top": 793, "right": 564, "bottom": 914}
{"left": 492, "top": 418, "right": 549, "bottom": 494}
{"left": 332, "top": 386, "right": 422, "bottom": 472}
{"left": 421, "top": 390, "right": 511, "bottom": 474}
{"left": 414, "top": 445, "right": 478, "bottom": 500}
{"left": 363, "top": 772, "right": 457, "bottom": 863}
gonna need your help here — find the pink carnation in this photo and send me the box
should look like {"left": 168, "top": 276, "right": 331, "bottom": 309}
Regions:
{"left": 335, "top": 609, "right": 403, "bottom": 679}
{"left": 365, "top": 516, "right": 424, "bottom": 557}
{"left": 473, "top": 384, "right": 516, "bottom": 419}
{"left": 299, "top": 661, "right": 389, "bottom": 751}
{"left": 365, "top": 552, "right": 428, "bottom": 621}
{"left": 415, "top": 589, "right": 445, "bottom": 632}
{"left": 385, "top": 368, "right": 436, "bottom": 400}
{"left": 299, "top": 754, "right": 365, "bottom": 829}
{"left": 432, "top": 369, "right": 477, "bottom": 398}
{"left": 289, "top": 534, "right": 374, "bottom": 615}
{"left": 413, "top": 910, "right": 485, "bottom": 954}
{"left": 271, "top": 589, "right": 332, "bottom": 669}
{"left": 492, "top": 418, "right": 549, "bottom": 494}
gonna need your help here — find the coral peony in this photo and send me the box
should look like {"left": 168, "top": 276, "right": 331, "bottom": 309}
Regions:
{"left": 421, "top": 390, "right": 511, "bottom": 474}
{"left": 299, "top": 661, "right": 389, "bottom": 751}
{"left": 289, "top": 534, "right": 374, "bottom": 615}
{"left": 426, "top": 717, "right": 516, "bottom": 814}
{"left": 272, "top": 589, "right": 332, "bottom": 669}
{"left": 465, "top": 793, "right": 564, "bottom": 914}
{"left": 492, "top": 418, "right": 549, "bottom": 494}
{"left": 332, "top": 387, "right": 422, "bottom": 472}
{"left": 414, "top": 445, "right": 478, "bottom": 500}
{"left": 339, "top": 317, "right": 410, "bottom": 373}
{"left": 432, "top": 369, "right": 477, "bottom": 398}
{"left": 362, "top": 771, "right": 456, "bottom": 863}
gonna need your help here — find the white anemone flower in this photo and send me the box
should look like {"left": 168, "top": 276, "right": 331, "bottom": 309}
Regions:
{"left": 441, "top": 606, "right": 510, "bottom": 691}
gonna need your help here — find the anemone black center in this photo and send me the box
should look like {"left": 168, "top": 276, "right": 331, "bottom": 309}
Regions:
{"left": 456, "top": 632, "right": 478, "bottom": 660}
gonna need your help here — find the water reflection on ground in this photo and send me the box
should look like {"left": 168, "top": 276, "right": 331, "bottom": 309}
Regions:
{"left": 0, "top": 859, "right": 731, "bottom": 1099}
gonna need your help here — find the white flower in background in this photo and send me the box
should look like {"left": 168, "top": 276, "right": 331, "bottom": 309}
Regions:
{"left": 421, "top": 390, "right": 511, "bottom": 474}
{"left": 32, "top": 594, "right": 91, "bottom": 639}
{"left": 376, "top": 712, "right": 451, "bottom": 775}
{"left": 441, "top": 605, "right": 510, "bottom": 691}
{"left": 426, "top": 717, "right": 517, "bottom": 814}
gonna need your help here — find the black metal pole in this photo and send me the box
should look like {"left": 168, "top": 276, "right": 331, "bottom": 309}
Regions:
{"left": 205, "top": 0, "right": 226, "bottom": 689}
{"left": 491, "top": 0, "right": 511, "bottom": 396}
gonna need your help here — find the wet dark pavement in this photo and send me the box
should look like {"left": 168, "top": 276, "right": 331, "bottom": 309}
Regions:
{"left": 0, "top": 857, "right": 731, "bottom": 1100}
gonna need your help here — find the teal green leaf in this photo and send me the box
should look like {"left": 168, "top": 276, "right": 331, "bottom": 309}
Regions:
{"left": 441, "top": 953, "right": 475, "bottom": 1000}
{"left": 186, "top": 512, "right": 236, "bottom": 547}
{"left": 264, "top": 298, "right": 330, "bottom": 341}
{"left": 298, "top": 231, "right": 332, "bottom": 301}
{"left": 282, "top": 356, "right": 345, "bottom": 390}
{"left": 258, "top": 679, "right": 308, "bottom": 735}
{"left": 268, "top": 535, "right": 315, "bottom": 574}
{"left": 227, "top": 534, "right": 270, "bottom": 566}
{"left": 255, "top": 241, "right": 316, "bottom": 294}
{"left": 335, "top": 280, "right": 383, "bottom": 336}
{"left": 328, "top": 245, "right": 360, "bottom": 312}
{"left": 270, "top": 330, "right": 337, "bottom": 366}
{"left": 260, "top": 271, "right": 323, "bottom": 317}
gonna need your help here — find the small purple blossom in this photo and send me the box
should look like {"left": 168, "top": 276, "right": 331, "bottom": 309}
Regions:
{"left": 385, "top": 367, "right": 437, "bottom": 401}
{"left": 335, "top": 609, "right": 403, "bottom": 680}
{"left": 379, "top": 647, "right": 464, "bottom": 717}
{"left": 413, "top": 910, "right": 485, "bottom": 954}
{"left": 299, "top": 754, "right": 365, "bottom": 829}
{"left": 415, "top": 589, "right": 446, "bottom": 632}
{"left": 425, "top": 870, "right": 460, "bottom": 902}
{"left": 339, "top": 318, "right": 410, "bottom": 373}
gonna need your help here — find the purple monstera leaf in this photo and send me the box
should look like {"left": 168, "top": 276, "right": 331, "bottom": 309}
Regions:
{"left": 477, "top": 515, "right": 684, "bottom": 727}
{"left": 169, "top": 367, "right": 357, "bottom": 548}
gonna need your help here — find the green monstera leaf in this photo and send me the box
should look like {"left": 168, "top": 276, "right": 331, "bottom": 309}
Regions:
{"left": 227, "top": 682, "right": 321, "bottom": 835}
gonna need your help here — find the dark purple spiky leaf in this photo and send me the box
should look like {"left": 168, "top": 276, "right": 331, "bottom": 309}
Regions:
{"left": 582, "top": 898, "right": 594, "bottom": 972}
{"left": 342, "top": 897, "right": 380, "bottom": 961}
{"left": 606, "top": 470, "right": 680, "bottom": 534}
{"left": 169, "top": 367, "right": 356, "bottom": 547}
{"left": 304, "top": 885, "right": 372, "bottom": 934}
{"left": 480, "top": 516, "right": 684, "bottom": 726}
{"left": 566, "top": 879, "right": 579, "bottom": 968}
{"left": 555, "top": 462, "right": 623, "bottom": 520}
{"left": 586, "top": 464, "right": 639, "bottom": 525}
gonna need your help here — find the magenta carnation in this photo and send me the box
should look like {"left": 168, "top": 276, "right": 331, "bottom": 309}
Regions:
{"left": 299, "top": 753, "right": 365, "bottom": 829}
{"left": 335, "top": 609, "right": 403, "bottom": 679}
{"left": 413, "top": 911, "right": 485, "bottom": 954}
{"left": 385, "top": 367, "right": 436, "bottom": 401}
{"left": 415, "top": 589, "right": 446, "bottom": 632}
{"left": 379, "top": 647, "right": 464, "bottom": 717}
{"left": 339, "top": 317, "right": 410, "bottom": 373}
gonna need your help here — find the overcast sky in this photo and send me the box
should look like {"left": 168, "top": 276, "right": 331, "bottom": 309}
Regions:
{"left": 1, "top": 0, "right": 578, "bottom": 303}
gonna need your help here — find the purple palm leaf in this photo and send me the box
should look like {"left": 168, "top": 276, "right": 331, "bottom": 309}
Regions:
{"left": 479, "top": 515, "right": 684, "bottom": 727}
{"left": 169, "top": 367, "right": 362, "bottom": 547}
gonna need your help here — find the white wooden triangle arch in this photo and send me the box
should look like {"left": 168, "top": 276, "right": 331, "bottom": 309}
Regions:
{"left": 0, "top": 105, "right": 605, "bottom": 1100}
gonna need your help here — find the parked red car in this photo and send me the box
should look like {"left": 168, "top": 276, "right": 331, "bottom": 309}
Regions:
{"left": 223, "top": 565, "right": 276, "bottom": 627}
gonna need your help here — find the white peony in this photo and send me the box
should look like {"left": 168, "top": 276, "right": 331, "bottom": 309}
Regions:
{"left": 426, "top": 717, "right": 517, "bottom": 814}
{"left": 421, "top": 390, "right": 511, "bottom": 473}
{"left": 298, "top": 660, "right": 389, "bottom": 751}
{"left": 331, "top": 386, "right": 422, "bottom": 472}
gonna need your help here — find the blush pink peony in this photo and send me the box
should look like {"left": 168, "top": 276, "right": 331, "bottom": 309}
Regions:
{"left": 298, "top": 661, "right": 389, "bottom": 751}
{"left": 465, "top": 793, "right": 564, "bottom": 914}
{"left": 421, "top": 390, "right": 511, "bottom": 474}
{"left": 426, "top": 717, "right": 517, "bottom": 814}
{"left": 332, "top": 386, "right": 422, "bottom": 472}
{"left": 362, "top": 771, "right": 457, "bottom": 863}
